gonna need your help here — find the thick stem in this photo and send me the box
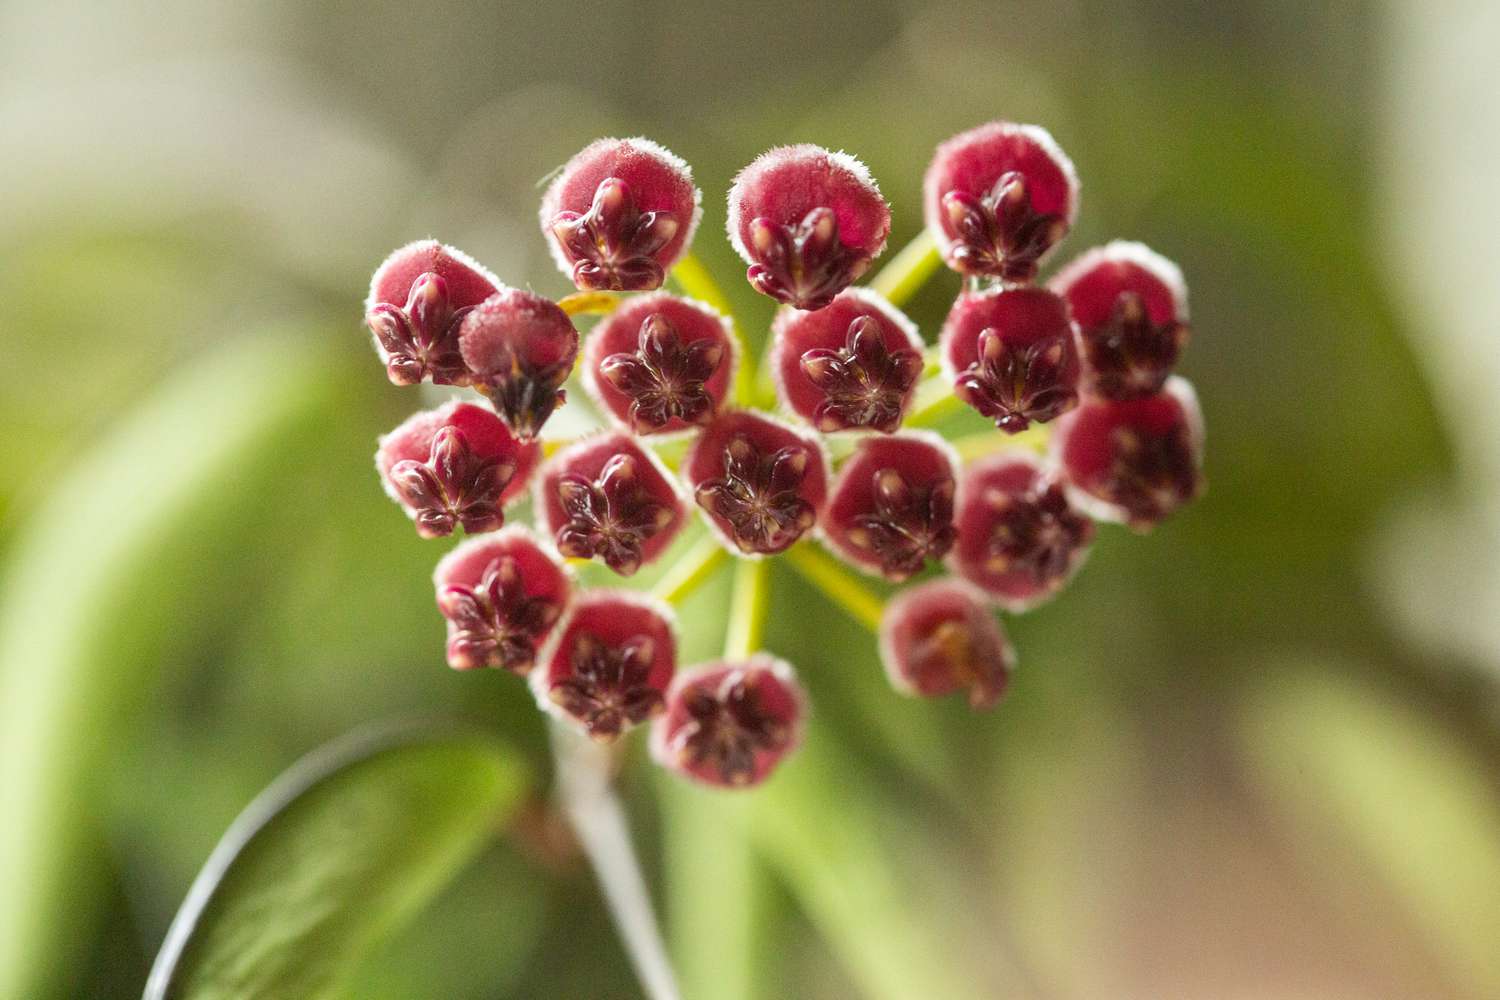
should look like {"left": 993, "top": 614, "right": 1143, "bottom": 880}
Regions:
{"left": 650, "top": 535, "right": 729, "bottom": 605}
{"left": 550, "top": 722, "right": 682, "bottom": 1000}
{"left": 783, "top": 545, "right": 884, "bottom": 632}
{"left": 868, "top": 228, "right": 943, "bottom": 308}
{"left": 904, "top": 385, "right": 965, "bottom": 429}
{"left": 724, "top": 556, "right": 770, "bottom": 659}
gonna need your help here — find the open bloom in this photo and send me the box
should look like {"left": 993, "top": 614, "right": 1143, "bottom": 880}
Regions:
{"left": 770, "top": 288, "right": 924, "bottom": 433}
{"left": 433, "top": 527, "right": 571, "bottom": 673}
{"left": 651, "top": 656, "right": 806, "bottom": 787}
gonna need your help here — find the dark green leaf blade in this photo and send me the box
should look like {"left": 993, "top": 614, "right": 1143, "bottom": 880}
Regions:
{"left": 145, "top": 724, "right": 526, "bottom": 1000}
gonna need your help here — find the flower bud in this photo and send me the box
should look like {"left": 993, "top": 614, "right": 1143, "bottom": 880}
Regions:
{"left": 651, "top": 656, "right": 805, "bottom": 788}
{"left": 685, "top": 411, "right": 830, "bottom": 556}
{"left": 535, "top": 433, "right": 687, "bottom": 576}
{"left": 924, "top": 121, "right": 1078, "bottom": 284}
{"left": 728, "top": 145, "right": 891, "bottom": 310}
{"left": 533, "top": 590, "right": 677, "bottom": 742}
{"left": 376, "top": 401, "right": 540, "bottom": 538}
{"left": 584, "top": 293, "right": 736, "bottom": 435}
{"left": 770, "top": 288, "right": 924, "bottom": 433}
{"left": 365, "top": 240, "right": 503, "bottom": 386}
{"left": 541, "top": 137, "right": 701, "bottom": 291}
{"left": 879, "top": 579, "right": 1014, "bottom": 709}
{"left": 459, "top": 290, "right": 580, "bottom": 440}
{"left": 1051, "top": 376, "right": 1205, "bottom": 531}
{"left": 950, "top": 452, "right": 1094, "bottom": 610}
{"left": 432, "top": 527, "right": 571, "bottom": 673}
{"left": 941, "top": 287, "right": 1080, "bottom": 433}
{"left": 821, "top": 432, "right": 958, "bottom": 581}
{"left": 1050, "top": 241, "right": 1190, "bottom": 400}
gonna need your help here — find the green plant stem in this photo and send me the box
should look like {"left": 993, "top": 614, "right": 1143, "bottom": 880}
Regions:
{"left": 551, "top": 723, "right": 682, "bottom": 1000}
{"left": 904, "top": 386, "right": 965, "bottom": 428}
{"left": 650, "top": 536, "right": 729, "bottom": 606}
{"left": 868, "top": 228, "right": 943, "bottom": 308}
{"left": 783, "top": 545, "right": 883, "bottom": 633}
{"left": 953, "top": 425, "right": 1050, "bottom": 463}
{"left": 724, "top": 557, "right": 771, "bottom": 659}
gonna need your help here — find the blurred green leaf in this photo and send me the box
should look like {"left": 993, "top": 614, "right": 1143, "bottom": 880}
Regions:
{"left": 0, "top": 331, "right": 340, "bottom": 998}
{"left": 144, "top": 724, "right": 526, "bottom": 1000}
{"left": 1240, "top": 664, "right": 1500, "bottom": 997}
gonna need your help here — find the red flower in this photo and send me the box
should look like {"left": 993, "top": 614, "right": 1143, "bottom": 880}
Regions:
{"left": 942, "top": 287, "right": 1080, "bottom": 433}
{"left": 459, "top": 290, "right": 580, "bottom": 440}
{"left": 536, "top": 434, "right": 687, "bottom": 577}
{"left": 432, "top": 528, "right": 571, "bottom": 673}
{"left": 771, "top": 289, "right": 924, "bottom": 433}
{"left": 879, "top": 579, "right": 1014, "bottom": 709}
{"left": 1050, "top": 241, "right": 1191, "bottom": 400}
{"left": 949, "top": 452, "right": 1094, "bottom": 611}
{"left": 376, "top": 401, "right": 540, "bottom": 538}
{"left": 533, "top": 591, "right": 677, "bottom": 742}
{"left": 365, "top": 240, "right": 502, "bottom": 386}
{"left": 686, "top": 411, "right": 829, "bottom": 556}
{"left": 1051, "top": 376, "right": 1205, "bottom": 531}
{"left": 651, "top": 656, "right": 806, "bottom": 787}
{"left": 541, "top": 137, "right": 701, "bottom": 292}
{"left": 584, "top": 293, "right": 736, "bottom": 435}
{"left": 924, "top": 121, "right": 1078, "bottom": 283}
{"left": 728, "top": 145, "right": 891, "bottom": 310}
{"left": 821, "top": 432, "right": 958, "bottom": 581}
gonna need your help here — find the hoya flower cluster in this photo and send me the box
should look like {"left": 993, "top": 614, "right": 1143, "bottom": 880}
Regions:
{"left": 363, "top": 124, "right": 1203, "bottom": 787}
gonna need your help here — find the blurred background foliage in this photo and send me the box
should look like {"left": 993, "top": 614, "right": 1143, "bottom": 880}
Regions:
{"left": 2, "top": 0, "right": 1499, "bottom": 997}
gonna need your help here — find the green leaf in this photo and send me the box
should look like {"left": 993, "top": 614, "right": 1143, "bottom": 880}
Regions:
{"left": 1240, "top": 664, "right": 1500, "bottom": 997}
{"left": 145, "top": 723, "right": 527, "bottom": 1000}
{"left": 0, "top": 331, "right": 345, "bottom": 998}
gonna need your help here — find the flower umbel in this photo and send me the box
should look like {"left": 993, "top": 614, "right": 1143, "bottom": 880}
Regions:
{"left": 363, "top": 120, "right": 1205, "bottom": 792}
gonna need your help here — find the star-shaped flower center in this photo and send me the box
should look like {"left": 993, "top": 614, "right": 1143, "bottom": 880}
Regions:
{"left": 954, "top": 326, "right": 1078, "bottom": 433}
{"left": 941, "top": 171, "right": 1068, "bottom": 284}
{"left": 549, "top": 177, "right": 679, "bottom": 292}
{"left": 437, "top": 556, "right": 565, "bottom": 673}
{"left": 600, "top": 314, "right": 725, "bottom": 432}
{"left": 366, "top": 272, "right": 473, "bottom": 386}
{"left": 669, "top": 671, "right": 791, "bottom": 785}
{"left": 1108, "top": 423, "right": 1200, "bottom": 528}
{"left": 555, "top": 454, "right": 675, "bottom": 576}
{"left": 799, "top": 316, "right": 923, "bottom": 432}
{"left": 389, "top": 426, "right": 516, "bottom": 538}
{"left": 1082, "top": 292, "right": 1190, "bottom": 400}
{"left": 746, "top": 207, "right": 872, "bottom": 310}
{"left": 695, "top": 435, "right": 816, "bottom": 555}
{"left": 983, "top": 481, "right": 1091, "bottom": 586}
{"left": 548, "top": 632, "right": 664, "bottom": 742}
{"left": 848, "top": 467, "right": 957, "bottom": 579}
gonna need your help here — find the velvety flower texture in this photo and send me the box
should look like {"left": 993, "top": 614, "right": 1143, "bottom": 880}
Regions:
{"left": 363, "top": 119, "right": 1205, "bottom": 789}
{"left": 728, "top": 145, "right": 891, "bottom": 310}
{"left": 540, "top": 137, "right": 701, "bottom": 292}
{"left": 651, "top": 656, "right": 806, "bottom": 787}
